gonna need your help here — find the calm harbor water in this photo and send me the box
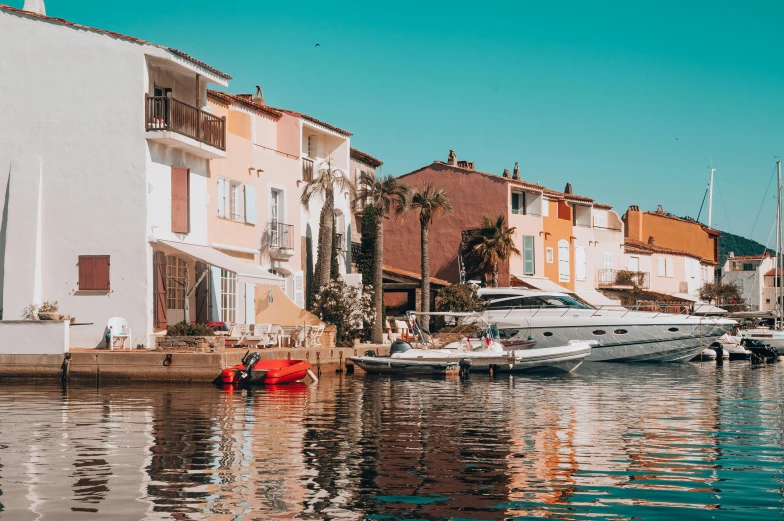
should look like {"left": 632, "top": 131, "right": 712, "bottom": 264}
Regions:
{"left": 0, "top": 363, "right": 782, "bottom": 520}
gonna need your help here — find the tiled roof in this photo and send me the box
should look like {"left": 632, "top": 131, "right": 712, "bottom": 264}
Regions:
{"left": 350, "top": 148, "right": 383, "bottom": 167}
{"left": 401, "top": 161, "right": 600, "bottom": 205}
{"left": 624, "top": 239, "right": 717, "bottom": 265}
{"left": 593, "top": 203, "right": 613, "bottom": 210}
{"left": 765, "top": 268, "right": 784, "bottom": 276}
{"left": 383, "top": 265, "right": 451, "bottom": 286}
{"left": 207, "top": 90, "right": 282, "bottom": 119}
{"left": 266, "top": 106, "right": 352, "bottom": 137}
{"left": 729, "top": 254, "right": 769, "bottom": 260}
{"left": 0, "top": 4, "right": 232, "bottom": 80}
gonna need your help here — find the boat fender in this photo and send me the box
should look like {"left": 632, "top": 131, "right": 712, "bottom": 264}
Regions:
{"left": 307, "top": 369, "right": 319, "bottom": 384}
{"left": 163, "top": 354, "right": 173, "bottom": 367}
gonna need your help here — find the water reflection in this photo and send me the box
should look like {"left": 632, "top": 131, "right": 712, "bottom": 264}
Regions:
{"left": 0, "top": 363, "right": 782, "bottom": 520}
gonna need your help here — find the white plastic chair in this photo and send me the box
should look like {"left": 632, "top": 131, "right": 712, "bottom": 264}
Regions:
{"left": 107, "top": 317, "right": 132, "bottom": 350}
{"left": 270, "top": 325, "right": 287, "bottom": 347}
{"left": 308, "top": 324, "right": 325, "bottom": 348}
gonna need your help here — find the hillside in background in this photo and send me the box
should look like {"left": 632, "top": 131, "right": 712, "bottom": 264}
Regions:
{"left": 718, "top": 229, "right": 774, "bottom": 267}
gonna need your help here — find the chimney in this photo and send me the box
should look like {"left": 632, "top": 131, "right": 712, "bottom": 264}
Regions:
{"left": 729, "top": 252, "right": 735, "bottom": 258}
{"left": 564, "top": 183, "right": 572, "bottom": 194}
{"left": 648, "top": 236, "right": 655, "bottom": 245}
{"left": 457, "top": 160, "right": 474, "bottom": 170}
{"left": 447, "top": 150, "right": 457, "bottom": 166}
{"left": 656, "top": 204, "right": 665, "bottom": 214}
{"left": 23, "top": 0, "right": 45, "bottom": 15}
{"left": 512, "top": 162, "right": 520, "bottom": 180}
{"left": 254, "top": 85, "right": 264, "bottom": 105}
{"left": 502, "top": 168, "right": 510, "bottom": 178}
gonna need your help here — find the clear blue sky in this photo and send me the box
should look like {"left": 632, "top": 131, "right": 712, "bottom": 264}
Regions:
{"left": 18, "top": 0, "right": 784, "bottom": 244}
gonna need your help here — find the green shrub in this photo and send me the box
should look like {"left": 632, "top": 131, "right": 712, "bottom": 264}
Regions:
{"left": 166, "top": 322, "right": 215, "bottom": 337}
{"left": 435, "top": 283, "right": 486, "bottom": 313}
{"left": 311, "top": 280, "right": 373, "bottom": 347}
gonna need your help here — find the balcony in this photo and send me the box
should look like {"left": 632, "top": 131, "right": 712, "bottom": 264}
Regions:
{"left": 597, "top": 269, "right": 650, "bottom": 289}
{"left": 335, "top": 233, "right": 345, "bottom": 252}
{"left": 145, "top": 95, "right": 226, "bottom": 158}
{"left": 269, "top": 222, "right": 295, "bottom": 261}
{"left": 302, "top": 158, "right": 314, "bottom": 182}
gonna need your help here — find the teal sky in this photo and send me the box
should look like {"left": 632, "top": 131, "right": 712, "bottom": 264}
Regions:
{"left": 17, "top": 0, "right": 784, "bottom": 245}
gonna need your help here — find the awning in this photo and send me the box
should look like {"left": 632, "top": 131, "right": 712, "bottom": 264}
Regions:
{"left": 512, "top": 275, "right": 570, "bottom": 293}
{"left": 158, "top": 240, "right": 284, "bottom": 286}
{"left": 573, "top": 287, "right": 625, "bottom": 309}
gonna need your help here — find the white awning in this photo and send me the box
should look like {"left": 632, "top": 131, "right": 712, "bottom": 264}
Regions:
{"left": 513, "top": 275, "right": 570, "bottom": 293}
{"left": 573, "top": 287, "right": 625, "bottom": 309}
{"left": 158, "top": 240, "right": 284, "bottom": 286}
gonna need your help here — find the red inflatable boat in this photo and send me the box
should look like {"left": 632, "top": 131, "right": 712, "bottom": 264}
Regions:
{"left": 220, "top": 351, "right": 312, "bottom": 386}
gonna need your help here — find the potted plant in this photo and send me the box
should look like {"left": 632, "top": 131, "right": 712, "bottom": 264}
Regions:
{"left": 37, "top": 301, "right": 62, "bottom": 321}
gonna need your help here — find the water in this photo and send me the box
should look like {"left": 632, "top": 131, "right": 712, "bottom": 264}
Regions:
{"left": 0, "top": 363, "right": 782, "bottom": 520}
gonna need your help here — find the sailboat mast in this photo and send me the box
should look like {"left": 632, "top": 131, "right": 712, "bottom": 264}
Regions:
{"left": 778, "top": 160, "right": 782, "bottom": 327}
{"left": 708, "top": 163, "right": 715, "bottom": 229}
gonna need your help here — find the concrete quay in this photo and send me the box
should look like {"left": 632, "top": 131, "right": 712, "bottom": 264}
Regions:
{"left": 0, "top": 345, "right": 388, "bottom": 385}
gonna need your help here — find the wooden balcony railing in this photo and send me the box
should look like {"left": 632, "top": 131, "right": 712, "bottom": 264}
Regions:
{"left": 145, "top": 95, "right": 226, "bottom": 151}
{"left": 270, "top": 222, "right": 294, "bottom": 250}
{"left": 302, "top": 158, "right": 314, "bottom": 182}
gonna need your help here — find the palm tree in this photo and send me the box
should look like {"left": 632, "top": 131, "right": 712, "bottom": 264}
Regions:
{"left": 464, "top": 215, "right": 521, "bottom": 287}
{"left": 409, "top": 183, "right": 452, "bottom": 313}
{"left": 300, "top": 158, "right": 353, "bottom": 287}
{"left": 358, "top": 172, "right": 410, "bottom": 343}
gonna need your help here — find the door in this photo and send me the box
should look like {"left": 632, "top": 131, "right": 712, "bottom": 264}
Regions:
{"left": 575, "top": 246, "right": 586, "bottom": 281}
{"left": 603, "top": 252, "right": 613, "bottom": 284}
{"left": 558, "top": 240, "right": 570, "bottom": 282}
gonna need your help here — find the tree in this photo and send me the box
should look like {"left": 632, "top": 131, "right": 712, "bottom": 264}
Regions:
{"left": 357, "top": 172, "right": 410, "bottom": 343}
{"left": 311, "top": 280, "right": 374, "bottom": 347}
{"left": 698, "top": 280, "right": 745, "bottom": 310}
{"left": 463, "top": 215, "right": 521, "bottom": 287}
{"left": 435, "top": 283, "right": 485, "bottom": 313}
{"left": 409, "top": 183, "right": 452, "bottom": 313}
{"left": 330, "top": 217, "right": 340, "bottom": 280}
{"left": 300, "top": 158, "right": 353, "bottom": 288}
{"left": 357, "top": 204, "right": 377, "bottom": 287}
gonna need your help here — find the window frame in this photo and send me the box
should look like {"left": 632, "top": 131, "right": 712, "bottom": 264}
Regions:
{"left": 523, "top": 235, "right": 535, "bottom": 275}
{"left": 166, "top": 255, "right": 187, "bottom": 310}
{"left": 220, "top": 269, "right": 237, "bottom": 323}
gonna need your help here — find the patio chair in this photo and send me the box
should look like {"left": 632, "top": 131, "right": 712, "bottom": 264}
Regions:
{"left": 308, "top": 324, "right": 325, "bottom": 348}
{"left": 107, "top": 317, "right": 132, "bottom": 350}
{"left": 270, "top": 325, "right": 287, "bottom": 347}
{"left": 252, "top": 324, "right": 273, "bottom": 347}
{"left": 226, "top": 323, "right": 250, "bottom": 347}
{"left": 290, "top": 326, "right": 306, "bottom": 348}
{"left": 394, "top": 319, "right": 410, "bottom": 341}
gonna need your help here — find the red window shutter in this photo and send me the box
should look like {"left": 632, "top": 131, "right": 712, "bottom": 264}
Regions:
{"left": 171, "top": 167, "right": 190, "bottom": 233}
{"left": 154, "top": 251, "right": 167, "bottom": 328}
{"left": 78, "top": 255, "right": 110, "bottom": 291}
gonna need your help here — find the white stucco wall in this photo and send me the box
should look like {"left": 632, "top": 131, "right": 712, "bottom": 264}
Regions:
{"left": 0, "top": 11, "right": 151, "bottom": 348}
{"left": 0, "top": 320, "right": 69, "bottom": 354}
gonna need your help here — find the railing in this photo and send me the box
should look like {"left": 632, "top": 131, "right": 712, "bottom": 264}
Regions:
{"left": 351, "top": 242, "right": 361, "bottom": 260}
{"left": 302, "top": 158, "right": 314, "bottom": 182}
{"left": 145, "top": 95, "right": 226, "bottom": 150}
{"left": 270, "top": 222, "right": 294, "bottom": 249}
{"left": 597, "top": 269, "right": 650, "bottom": 289}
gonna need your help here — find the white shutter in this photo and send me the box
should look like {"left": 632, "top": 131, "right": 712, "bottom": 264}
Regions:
{"left": 658, "top": 257, "right": 665, "bottom": 276}
{"left": 294, "top": 271, "right": 305, "bottom": 308}
{"left": 217, "top": 178, "right": 225, "bottom": 218}
{"left": 575, "top": 246, "right": 586, "bottom": 281}
{"left": 665, "top": 257, "right": 674, "bottom": 278}
{"left": 558, "top": 240, "right": 570, "bottom": 282}
{"left": 542, "top": 197, "right": 549, "bottom": 217}
{"left": 209, "top": 266, "right": 222, "bottom": 321}
{"left": 245, "top": 283, "right": 255, "bottom": 323}
{"left": 245, "top": 185, "right": 257, "bottom": 224}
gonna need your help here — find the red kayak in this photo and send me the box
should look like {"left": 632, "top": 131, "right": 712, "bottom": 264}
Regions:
{"left": 220, "top": 351, "right": 312, "bottom": 386}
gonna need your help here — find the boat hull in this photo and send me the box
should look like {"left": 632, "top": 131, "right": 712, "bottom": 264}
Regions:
{"left": 220, "top": 359, "right": 312, "bottom": 386}
{"left": 348, "top": 357, "right": 459, "bottom": 375}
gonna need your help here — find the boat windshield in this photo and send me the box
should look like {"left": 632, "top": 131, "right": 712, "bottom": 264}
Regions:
{"left": 484, "top": 294, "right": 592, "bottom": 310}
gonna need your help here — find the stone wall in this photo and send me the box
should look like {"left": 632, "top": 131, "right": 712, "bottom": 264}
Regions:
{"left": 155, "top": 336, "right": 223, "bottom": 353}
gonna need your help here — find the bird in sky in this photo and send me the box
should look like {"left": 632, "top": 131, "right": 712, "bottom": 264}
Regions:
{"left": 315, "top": 43, "right": 321, "bottom": 47}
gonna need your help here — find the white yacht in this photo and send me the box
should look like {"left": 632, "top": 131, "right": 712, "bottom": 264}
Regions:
{"left": 478, "top": 288, "right": 736, "bottom": 363}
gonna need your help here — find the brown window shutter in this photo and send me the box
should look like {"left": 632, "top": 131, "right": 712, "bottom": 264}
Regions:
{"left": 154, "top": 251, "right": 168, "bottom": 328}
{"left": 171, "top": 167, "right": 190, "bottom": 233}
{"left": 78, "top": 255, "right": 110, "bottom": 291}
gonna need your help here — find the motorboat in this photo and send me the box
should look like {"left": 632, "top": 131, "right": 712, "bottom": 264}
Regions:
{"left": 711, "top": 333, "right": 751, "bottom": 360}
{"left": 478, "top": 288, "right": 736, "bottom": 363}
{"left": 691, "top": 348, "right": 718, "bottom": 362}
{"left": 736, "top": 328, "right": 784, "bottom": 354}
{"left": 220, "top": 351, "right": 313, "bottom": 386}
{"left": 348, "top": 355, "right": 461, "bottom": 376}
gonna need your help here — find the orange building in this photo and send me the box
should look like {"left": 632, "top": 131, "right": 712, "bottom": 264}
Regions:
{"left": 542, "top": 198, "right": 576, "bottom": 291}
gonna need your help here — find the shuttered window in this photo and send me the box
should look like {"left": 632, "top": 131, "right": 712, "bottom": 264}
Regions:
{"left": 575, "top": 246, "right": 586, "bottom": 281}
{"left": 558, "top": 240, "right": 570, "bottom": 282}
{"left": 523, "top": 236, "right": 535, "bottom": 275}
{"left": 78, "top": 255, "right": 110, "bottom": 291}
{"left": 171, "top": 167, "right": 190, "bottom": 233}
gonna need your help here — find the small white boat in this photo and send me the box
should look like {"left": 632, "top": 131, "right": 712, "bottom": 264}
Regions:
{"left": 348, "top": 356, "right": 460, "bottom": 375}
{"left": 714, "top": 333, "right": 752, "bottom": 360}
{"left": 691, "top": 348, "right": 718, "bottom": 362}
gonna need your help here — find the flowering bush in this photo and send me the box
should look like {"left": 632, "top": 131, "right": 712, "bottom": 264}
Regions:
{"left": 311, "top": 280, "right": 374, "bottom": 347}
{"left": 436, "top": 283, "right": 485, "bottom": 313}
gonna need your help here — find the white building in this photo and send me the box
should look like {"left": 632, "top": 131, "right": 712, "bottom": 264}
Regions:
{"left": 721, "top": 253, "right": 774, "bottom": 311}
{"left": 0, "top": 3, "right": 281, "bottom": 347}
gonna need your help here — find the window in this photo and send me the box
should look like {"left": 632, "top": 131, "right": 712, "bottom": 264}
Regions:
{"left": 766, "top": 299, "right": 771, "bottom": 304}
{"left": 665, "top": 257, "right": 674, "bottom": 278}
{"left": 231, "top": 181, "right": 244, "bottom": 221}
{"left": 217, "top": 177, "right": 248, "bottom": 222}
{"left": 78, "top": 255, "right": 110, "bottom": 291}
{"left": 542, "top": 197, "right": 549, "bottom": 217}
{"left": 743, "top": 263, "right": 754, "bottom": 271}
{"left": 171, "top": 167, "right": 189, "bottom": 233}
{"left": 558, "top": 240, "right": 570, "bottom": 282}
{"left": 593, "top": 213, "right": 607, "bottom": 228}
{"left": 523, "top": 236, "right": 535, "bottom": 275}
{"left": 511, "top": 192, "right": 526, "bottom": 215}
{"left": 271, "top": 189, "right": 282, "bottom": 223}
{"left": 484, "top": 294, "right": 591, "bottom": 310}
{"left": 546, "top": 247, "right": 554, "bottom": 263}
{"left": 305, "top": 135, "right": 316, "bottom": 157}
{"left": 629, "top": 256, "right": 639, "bottom": 273}
{"left": 575, "top": 246, "right": 586, "bottom": 281}
{"left": 217, "top": 177, "right": 230, "bottom": 218}
{"left": 657, "top": 257, "right": 665, "bottom": 277}
{"left": 166, "top": 255, "right": 186, "bottom": 310}
{"left": 220, "top": 269, "right": 236, "bottom": 323}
